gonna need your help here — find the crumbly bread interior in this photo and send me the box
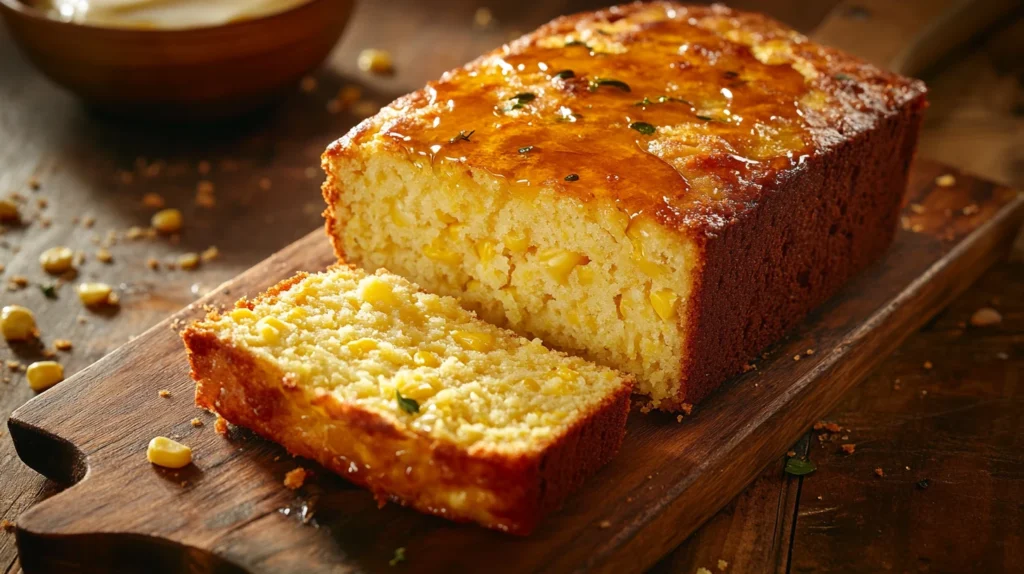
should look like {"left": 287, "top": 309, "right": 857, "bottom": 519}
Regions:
{"left": 327, "top": 154, "right": 696, "bottom": 406}
{"left": 194, "top": 266, "right": 628, "bottom": 453}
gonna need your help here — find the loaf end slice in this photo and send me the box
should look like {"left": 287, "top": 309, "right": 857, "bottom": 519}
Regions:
{"left": 182, "top": 266, "right": 632, "bottom": 534}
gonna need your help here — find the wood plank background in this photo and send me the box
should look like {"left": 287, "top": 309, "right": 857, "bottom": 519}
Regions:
{"left": 1, "top": 1, "right": 1021, "bottom": 572}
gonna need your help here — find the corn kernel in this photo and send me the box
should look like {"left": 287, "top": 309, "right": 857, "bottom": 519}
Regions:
{"left": 357, "top": 49, "right": 394, "bottom": 74}
{"left": 151, "top": 208, "right": 183, "bottom": 234}
{"left": 423, "top": 244, "right": 462, "bottom": 265}
{"left": 414, "top": 350, "right": 440, "bottom": 368}
{"left": 475, "top": 240, "right": 496, "bottom": 264}
{"left": 77, "top": 282, "right": 113, "bottom": 306}
{"left": 348, "top": 338, "right": 379, "bottom": 356}
{"left": 503, "top": 230, "right": 530, "bottom": 253}
{"left": 360, "top": 277, "right": 397, "bottom": 307}
{"left": 576, "top": 265, "right": 595, "bottom": 285}
{"left": 452, "top": 330, "right": 494, "bottom": 352}
{"left": 178, "top": 252, "right": 200, "bottom": 270}
{"left": 1, "top": 305, "right": 37, "bottom": 341}
{"left": 650, "top": 289, "right": 679, "bottom": 320}
{"left": 146, "top": 436, "right": 192, "bottom": 469}
{"left": 537, "top": 248, "right": 587, "bottom": 284}
{"left": 26, "top": 361, "right": 63, "bottom": 391}
{"left": 0, "top": 199, "right": 19, "bottom": 222}
{"left": 39, "top": 246, "right": 74, "bottom": 274}
{"left": 230, "top": 308, "right": 257, "bottom": 321}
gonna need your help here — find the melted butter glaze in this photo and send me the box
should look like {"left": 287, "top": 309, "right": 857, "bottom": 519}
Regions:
{"left": 338, "top": 3, "right": 925, "bottom": 233}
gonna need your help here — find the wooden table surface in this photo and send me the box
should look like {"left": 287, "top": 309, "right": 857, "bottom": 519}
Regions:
{"left": 0, "top": 1, "right": 1021, "bottom": 572}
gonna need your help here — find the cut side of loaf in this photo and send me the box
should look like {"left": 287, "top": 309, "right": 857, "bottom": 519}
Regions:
{"left": 322, "top": 2, "right": 927, "bottom": 410}
{"left": 182, "top": 265, "right": 632, "bottom": 535}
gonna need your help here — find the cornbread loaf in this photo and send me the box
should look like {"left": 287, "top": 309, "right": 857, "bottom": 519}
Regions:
{"left": 321, "top": 2, "right": 927, "bottom": 410}
{"left": 182, "top": 266, "right": 632, "bottom": 534}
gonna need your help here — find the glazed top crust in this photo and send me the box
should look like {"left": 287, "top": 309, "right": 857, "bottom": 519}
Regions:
{"left": 330, "top": 2, "right": 926, "bottom": 236}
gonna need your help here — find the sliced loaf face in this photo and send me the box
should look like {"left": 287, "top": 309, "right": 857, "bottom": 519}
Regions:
{"left": 183, "top": 266, "right": 632, "bottom": 534}
{"left": 322, "top": 2, "right": 927, "bottom": 409}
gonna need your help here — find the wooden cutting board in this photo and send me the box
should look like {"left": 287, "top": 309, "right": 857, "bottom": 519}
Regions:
{"left": 7, "top": 159, "right": 1023, "bottom": 573}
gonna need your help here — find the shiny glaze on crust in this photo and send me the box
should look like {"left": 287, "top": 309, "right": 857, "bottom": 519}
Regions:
{"left": 331, "top": 2, "right": 926, "bottom": 234}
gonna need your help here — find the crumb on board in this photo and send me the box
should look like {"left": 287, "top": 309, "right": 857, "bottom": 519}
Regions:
{"left": 96, "top": 248, "right": 113, "bottom": 263}
{"left": 787, "top": 450, "right": 796, "bottom": 457}
{"left": 215, "top": 416, "right": 229, "bottom": 435}
{"left": 805, "top": 348, "right": 814, "bottom": 355}
{"left": 697, "top": 568, "right": 713, "bottom": 574}
{"left": 874, "top": 468, "right": 884, "bottom": 477}
{"left": 792, "top": 354, "right": 801, "bottom": 361}
{"left": 142, "top": 193, "right": 165, "bottom": 209}
{"left": 718, "top": 559, "right": 729, "bottom": 571}
{"left": 969, "top": 307, "right": 1002, "bottom": 327}
{"left": 841, "top": 444, "right": 856, "bottom": 455}
{"left": 813, "top": 421, "right": 841, "bottom": 433}
{"left": 741, "top": 362, "right": 756, "bottom": 372}
{"left": 598, "top": 519, "right": 612, "bottom": 528}
{"left": 676, "top": 415, "right": 684, "bottom": 423}
{"left": 284, "top": 467, "right": 308, "bottom": 490}
{"left": 201, "top": 246, "right": 219, "bottom": 262}
{"left": 54, "top": 339, "right": 72, "bottom": 351}
{"left": 935, "top": 173, "right": 956, "bottom": 187}
{"left": 158, "top": 389, "right": 171, "bottom": 398}
{"left": 0, "top": 519, "right": 15, "bottom": 532}
{"left": 923, "top": 361, "right": 933, "bottom": 370}
{"left": 147, "top": 257, "right": 160, "bottom": 270}
{"left": 190, "top": 417, "right": 204, "bottom": 427}
{"left": 680, "top": 403, "right": 693, "bottom": 415}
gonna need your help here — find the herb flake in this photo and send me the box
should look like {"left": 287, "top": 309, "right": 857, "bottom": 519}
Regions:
{"left": 389, "top": 547, "right": 406, "bottom": 567}
{"left": 695, "top": 114, "right": 715, "bottom": 122}
{"left": 39, "top": 284, "right": 57, "bottom": 299}
{"left": 565, "top": 39, "right": 590, "bottom": 48}
{"left": 396, "top": 390, "right": 419, "bottom": 414}
{"left": 564, "top": 173, "right": 579, "bottom": 182}
{"left": 449, "top": 130, "right": 475, "bottom": 144}
{"left": 833, "top": 73, "right": 853, "bottom": 81}
{"left": 630, "top": 122, "right": 656, "bottom": 135}
{"left": 916, "top": 478, "right": 931, "bottom": 490}
{"left": 588, "top": 78, "right": 631, "bottom": 93}
{"left": 553, "top": 69, "right": 575, "bottom": 80}
{"left": 784, "top": 458, "right": 816, "bottom": 476}
{"left": 507, "top": 92, "right": 536, "bottom": 110}
{"left": 518, "top": 146, "right": 534, "bottom": 154}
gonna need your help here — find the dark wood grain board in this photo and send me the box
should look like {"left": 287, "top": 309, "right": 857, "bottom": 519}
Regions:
{"left": 6, "top": 159, "right": 1022, "bottom": 574}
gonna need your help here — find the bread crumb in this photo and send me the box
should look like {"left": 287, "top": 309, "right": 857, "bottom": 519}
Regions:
{"left": 27, "top": 176, "right": 41, "bottom": 190}
{"left": 962, "top": 203, "right": 979, "bottom": 216}
{"left": 0, "top": 519, "right": 15, "bottom": 532}
{"left": 786, "top": 450, "right": 796, "bottom": 457}
{"left": 7, "top": 360, "right": 24, "bottom": 371}
{"left": 697, "top": 568, "right": 713, "bottom": 574}
{"left": 909, "top": 203, "right": 926, "bottom": 214}
{"left": 717, "top": 559, "right": 728, "bottom": 571}
{"left": 201, "top": 246, "right": 219, "bottom": 262}
{"left": 680, "top": 403, "right": 693, "bottom": 415}
{"left": 284, "top": 467, "right": 308, "bottom": 490}
{"left": 792, "top": 354, "right": 801, "bottom": 361}
{"left": 874, "top": 468, "right": 884, "bottom": 477}
{"left": 158, "top": 389, "right": 171, "bottom": 398}
{"left": 190, "top": 417, "right": 204, "bottom": 427}
{"left": 935, "top": 174, "right": 956, "bottom": 187}
{"left": 215, "top": 416, "right": 229, "bottom": 435}
{"left": 969, "top": 307, "right": 1002, "bottom": 327}
{"left": 813, "top": 421, "right": 841, "bottom": 433}
{"left": 805, "top": 348, "right": 814, "bottom": 355}
{"left": 178, "top": 252, "right": 200, "bottom": 270}
{"left": 923, "top": 361, "right": 933, "bottom": 370}
{"left": 598, "top": 519, "right": 611, "bottom": 528}
{"left": 299, "top": 76, "right": 317, "bottom": 93}
{"left": 54, "top": 339, "right": 73, "bottom": 351}
{"left": 96, "top": 248, "right": 113, "bottom": 263}
{"left": 676, "top": 415, "right": 684, "bottom": 423}
{"left": 741, "top": 363, "right": 756, "bottom": 372}
{"left": 841, "top": 443, "right": 856, "bottom": 455}
{"left": 142, "top": 193, "right": 165, "bottom": 209}
{"left": 146, "top": 257, "right": 160, "bottom": 270}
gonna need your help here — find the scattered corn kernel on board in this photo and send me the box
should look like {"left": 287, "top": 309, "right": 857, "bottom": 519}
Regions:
{"left": 8, "top": 160, "right": 1023, "bottom": 574}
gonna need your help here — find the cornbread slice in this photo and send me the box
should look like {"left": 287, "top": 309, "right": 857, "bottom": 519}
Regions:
{"left": 182, "top": 266, "right": 632, "bottom": 534}
{"left": 321, "top": 3, "right": 927, "bottom": 410}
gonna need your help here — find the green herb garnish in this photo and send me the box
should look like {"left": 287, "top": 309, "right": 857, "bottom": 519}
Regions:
{"left": 389, "top": 547, "right": 406, "bottom": 567}
{"left": 449, "top": 130, "right": 475, "bottom": 144}
{"left": 507, "top": 93, "right": 536, "bottom": 110}
{"left": 630, "top": 122, "right": 656, "bottom": 135}
{"left": 784, "top": 458, "right": 816, "bottom": 476}
{"left": 565, "top": 39, "right": 590, "bottom": 48}
{"left": 588, "top": 78, "right": 631, "bottom": 92}
{"left": 723, "top": 70, "right": 739, "bottom": 79}
{"left": 396, "top": 390, "right": 419, "bottom": 414}
{"left": 39, "top": 284, "right": 57, "bottom": 299}
{"left": 916, "top": 478, "right": 930, "bottom": 489}
{"left": 695, "top": 114, "right": 715, "bottom": 121}
{"left": 565, "top": 174, "right": 579, "bottom": 182}
{"left": 518, "top": 146, "right": 534, "bottom": 154}
{"left": 659, "top": 95, "right": 691, "bottom": 105}
{"left": 833, "top": 73, "right": 853, "bottom": 81}
{"left": 553, "top": 70, "right": 575, "bottom": 80}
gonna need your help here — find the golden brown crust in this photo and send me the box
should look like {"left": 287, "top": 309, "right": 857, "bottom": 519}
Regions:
{"left": 182, "top": 275, "right": 632, "bottom": 534}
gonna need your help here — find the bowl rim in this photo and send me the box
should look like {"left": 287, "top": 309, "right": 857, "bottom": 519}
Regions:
{"left": 0, "top": 0, "right": 348, "bottom": 34}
